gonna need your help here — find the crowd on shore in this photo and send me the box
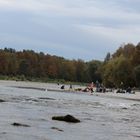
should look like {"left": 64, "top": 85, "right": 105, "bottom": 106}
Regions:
{"left": 60, "top": 81, "right": 135, "bottom": 94}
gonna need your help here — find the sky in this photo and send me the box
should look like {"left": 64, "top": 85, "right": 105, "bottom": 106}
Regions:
{"left": 0, "top": 0, "right": 140, "bottom": 61}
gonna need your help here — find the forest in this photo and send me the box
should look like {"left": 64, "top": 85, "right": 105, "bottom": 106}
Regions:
{"left": 0, "top": 42, "right": 140, "bottom": 88}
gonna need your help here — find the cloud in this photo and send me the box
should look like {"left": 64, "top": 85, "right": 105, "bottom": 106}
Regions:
{"left": 78, "top": 24, "right": 140, "bottom": 44}
{"left": 0, "top": 0, "right": 140, "bottom": 60}
{"left": 1, "top": 0, "right": 140, "bottom": 23}
{"left": 0, "top": 0, "right": 139, "bottom": 16}
{"left": 0, "top": 0, "right": 64, "bottom": 12}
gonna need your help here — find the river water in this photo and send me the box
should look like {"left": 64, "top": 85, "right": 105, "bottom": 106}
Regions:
{"left": 0, "top": 84, "right": 140, "bottom": 140}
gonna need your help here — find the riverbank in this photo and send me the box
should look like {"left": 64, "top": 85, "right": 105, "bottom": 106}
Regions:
{"left": 0, "top": 80, "right": 140, "bottom": 102}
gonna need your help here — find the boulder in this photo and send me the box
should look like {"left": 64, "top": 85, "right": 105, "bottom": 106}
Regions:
{"left": 11, "top": 122, "right": 30, "bottom": 127}
{"left": 52, "top": 114, "right": 80, "bottom": 123}
{"left": 0, "top": 99, "right": 6, "bottom": 102}
{"left": 51, "top": 127, "right": 64, "bottom": 132}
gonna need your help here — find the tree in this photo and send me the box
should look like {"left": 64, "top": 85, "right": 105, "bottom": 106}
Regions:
{"left": 103, "top": 55, "right": 135, "bottom": 88}
{"left": 134, "top": 65, "right": 140, "bottom": 87}
{"left": 112, "top": 43, "right": 135, "bottom": 59}
{"left": 104, "top": 52, "right": 111, "bottom": 63}
{"left": 131, "top": 43, "right": 140, "bottom": 66}
{"left": 101, "top": 59, "right": 115, "bottom": 87}
{"left": 75, "top": 59, "right": 87, "bottom": 82}
{"left": 7, "top": 53, "right": 18, "bottom": 75}
{"left": 113, "top": 56, "right": 135, "bottom": 88}
{"left": 87, "top": 60, "right": 102, "bottom": 83}
{"left": 0, "top": 52, "right": 8, "bottom": 74}
{"left": 18, "top": 59, "right": 30, "bottom": 76}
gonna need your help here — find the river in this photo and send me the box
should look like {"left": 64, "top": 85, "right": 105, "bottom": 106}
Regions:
{"left": 0, "top": 83, "right": 140, "bottom": 140}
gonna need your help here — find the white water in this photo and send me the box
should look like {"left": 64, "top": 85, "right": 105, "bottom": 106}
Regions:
{"left": 0, "top": 85, "right": 140, "bottom": 140}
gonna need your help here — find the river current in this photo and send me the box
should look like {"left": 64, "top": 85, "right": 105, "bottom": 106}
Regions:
{"left": 0, "top": 85, "right": 140, "bottom": 140}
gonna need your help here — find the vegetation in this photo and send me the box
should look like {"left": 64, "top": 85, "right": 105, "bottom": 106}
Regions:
{"left": 0, "top": 42, "right": 140, "bottom": 88}
{"left": 0, "top": 48, "right": 102, "bottom": 84}
{"left": 102, "top": 43, "right": 140, "bottom": 88}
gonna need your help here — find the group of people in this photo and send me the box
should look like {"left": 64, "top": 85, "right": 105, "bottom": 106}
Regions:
{"left": 59, "top": 81, "right": 107, "bottom": 93}
{"left": 59, "top": 81, "right": 135, "bottom": 94}
{"left": 116, "top": 86, "right": 135, "bottom": 94}
{"left": 60, "top": 84, "right": 73, "bottom": 90}
{"left": 83, "top": 81, "right": 106, "bottom": 93}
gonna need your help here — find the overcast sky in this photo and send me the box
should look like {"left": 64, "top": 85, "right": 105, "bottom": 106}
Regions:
{"left": 0, "top": 0, "right": 140, "bottom": 61}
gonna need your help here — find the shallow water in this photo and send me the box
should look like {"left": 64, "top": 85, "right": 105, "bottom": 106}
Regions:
{"left": 0, "top": 85, "right": 140, "bottom": 140}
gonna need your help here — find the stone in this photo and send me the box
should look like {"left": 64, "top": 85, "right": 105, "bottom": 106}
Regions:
{"left": 52, "top": 114, "right": 80, "bottom": 123}
{"left": 11, "top": 122, "right": 30, "bottom": 127}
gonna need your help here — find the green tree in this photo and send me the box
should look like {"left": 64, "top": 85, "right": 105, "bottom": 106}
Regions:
{"left": 103, "top": 55, "right": 135, "bottom": 88}
{"left": 104, "top": 52, "right": 111, "bottom": 63}
{"left": 87, "top": 60, "right": 102, "bottom": 83}
{"left": 134, "top": 65, "right": 140, "bottom": 87}
{"left": 75, "top": 59, "right": 87, "bottom": 82}
{"left": 18, "top": 59, "right": 29, "bottom": 76}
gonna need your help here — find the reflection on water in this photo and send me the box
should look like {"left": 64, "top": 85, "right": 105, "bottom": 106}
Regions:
{"left": 0, "top": 85, "right": 140, "bottom": 140}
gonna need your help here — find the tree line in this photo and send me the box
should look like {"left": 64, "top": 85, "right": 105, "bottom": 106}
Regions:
{"left": 0, "top": 48, "right": 102, "bottom": 83}
{"left": 0, "top": 42, "right": 140, "bottom": 88}
{"left": 102, "top": 42, "right": 140, "bottom": 88}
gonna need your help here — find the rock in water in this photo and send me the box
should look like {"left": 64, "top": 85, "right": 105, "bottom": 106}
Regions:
{"left": 51, "top": 127, "right": 64, "bottom": 132}
{"left": 52, "top": 114, "right": 80, "bottom": 123}
{"left": 11, "top": 122, "right": 30, "bottom": 127}
{"left": 0, "top": 99, "right": 6, "bottom": 102}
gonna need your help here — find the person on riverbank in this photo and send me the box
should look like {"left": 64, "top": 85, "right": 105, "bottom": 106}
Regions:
{"left": 61, "top": 85, "right": 65, "bottom": 89}
{"left": 70, "top": 84, "right": 72, "bottom": 89}
{"left": 86, "top": 82, "right": 94, "bottom": 93}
